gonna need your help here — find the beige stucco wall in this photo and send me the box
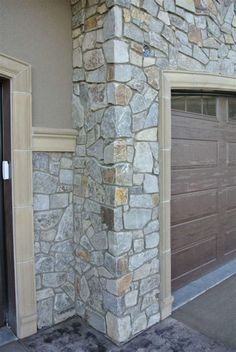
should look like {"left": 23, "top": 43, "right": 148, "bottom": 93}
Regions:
{"left": 0, "top": 0, "right": 72, "bottom": 128}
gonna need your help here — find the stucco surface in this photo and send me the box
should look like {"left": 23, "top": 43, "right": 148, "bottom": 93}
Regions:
{"left": 0, "top": 0, "right": 72, "bottom": 128}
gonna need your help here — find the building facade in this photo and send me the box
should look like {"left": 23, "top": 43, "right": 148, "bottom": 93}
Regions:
{"left": 0, "top": 0, "right": 236, "bottom": 345}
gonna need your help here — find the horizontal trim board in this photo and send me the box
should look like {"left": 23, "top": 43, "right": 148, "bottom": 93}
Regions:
{"left": 32, "top": 127, "right": 77, "bottom": 152}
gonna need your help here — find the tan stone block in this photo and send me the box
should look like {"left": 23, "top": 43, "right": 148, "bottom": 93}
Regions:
{"left": 115, "top": 84, "right": 132, "bottom": 105}
{"left": 131, "top": 7, "right": 150, "bottom": 23}
{"left": 115, "top": 187, "right": 128, "bottom": 205}
{"left": 233, "top": 16, "right": 236, "bottom": 28}
{"left": 117, "top": 274, "right": 132, "bottom": 295}
{"left": 97, "top": 4, "right": 107, "bottom": 14}
{"left": 152, "top": 194, "right": 160, "bottom": 206}
{"left": 176, "top": 0, "right": 195, "bottom": 13}
{"left": 225, "top": 34, "right": 234, "bottom": 45}
{"left": 206, "top": 0, "right": 217, "bottom": 16}
{"left": 130, "top": 50, "right": 142, "bottom": 67}
{"left": 76, "top": 249, "right": 91, "bottom": 262}
{"left": 85, "top": 15, "right": 102, "bottom": 31}
{"left": 114, "top": 140, "right": 128, "bottom": 162}
{"left": 188, "top": 26, "right": 202, "bottom": 46}
{"left": 144, "top": 67, "right": 160, "bottom": 89}
{"left": 131, "top": 42, "right": 143, "bottom": 54}
{"left": 72, "top": 28, "right": 81, "bottom": 39}
{"left": 123, "top": 8, "right": 131, "bottom": 22}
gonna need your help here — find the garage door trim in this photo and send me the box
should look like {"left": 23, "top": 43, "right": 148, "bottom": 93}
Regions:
{"left": 159, "top": 70, "right": 236, "bottom": 321}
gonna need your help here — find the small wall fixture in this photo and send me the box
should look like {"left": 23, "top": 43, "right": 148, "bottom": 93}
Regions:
{"left": 143, "top": 44, "right": 151, "bottom": 57}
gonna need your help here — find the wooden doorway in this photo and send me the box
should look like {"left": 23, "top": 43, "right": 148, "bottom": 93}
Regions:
{"left": 0, "top": 78, "right": 16, "bottom": 330}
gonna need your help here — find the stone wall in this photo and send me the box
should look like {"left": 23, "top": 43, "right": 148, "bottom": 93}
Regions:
{"left": 71, "top": 0, "right": 160, "bottom": 343}
{"left": 71, "top": 0, "right": 236, "bottom": 344}
{"left": 33, "top": 152, "right": 75, "bottom": 329}
{"left": 32, "top": 0, "right": 236, "bottom": 343}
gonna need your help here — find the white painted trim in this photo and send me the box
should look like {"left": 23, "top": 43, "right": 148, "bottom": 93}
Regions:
{"left": 159, "top": 70, "right": 236, "bottom": 321}
{"left": 32, "top": 127, "right": 77, "bottom": 152}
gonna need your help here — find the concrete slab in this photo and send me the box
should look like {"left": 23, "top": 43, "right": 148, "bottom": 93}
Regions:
{"left": 173, "top": 275, "right": 236, "bottom": 350}
{"left": 0, "top": 341, "right": 27, "bottom": 352}
{"left": 22, "top": 316, "right": 231, "bottom": 352}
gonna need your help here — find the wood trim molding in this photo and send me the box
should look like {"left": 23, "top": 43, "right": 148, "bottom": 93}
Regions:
{"left": 32, "top": 127, "right": 77, "bottom": 152}
{"left": 159, "top": 70, "right": 236, "bottom": 321}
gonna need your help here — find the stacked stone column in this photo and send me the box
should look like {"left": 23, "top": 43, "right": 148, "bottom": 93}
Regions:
{"left": 72, "top": 0, "right": 160, "bottom": 343}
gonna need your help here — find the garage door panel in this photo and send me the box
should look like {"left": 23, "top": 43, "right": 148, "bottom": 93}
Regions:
{"left": 171, "top": 238, "right": 217, "bottom": 281}
{"left": 225, "top": 209, "right": 236, "bottom": 230}
{"left": 225, "top": 187, "right": 236, "bottom": 210}
{"left": 172, "top": 125, "right": 221, "bottom": 141}
{"left": 224, "top": 229, "right": 236, "bottom": 255}
{"left": 172, "top": 111, "right": 219, "bottom": 128}
{"left": 172, "top": 139, "right": 218, "bottom": 168}
{"left": 172, "top": 168, "right": 218, "bottom": 195}
{"left": 171, "top": 190, "right": 217, "bottom": 225}
{"left": 226, "top": 142, "right": 236, "bottom": 167}
{"left": 171, "top": 96, "right": 236, "bottom": 289}
{"left": 223, "top": 167, "right": 236, "bottom": 187}
{"left": 171, "top": 215, "right": 218, "bottom": 251}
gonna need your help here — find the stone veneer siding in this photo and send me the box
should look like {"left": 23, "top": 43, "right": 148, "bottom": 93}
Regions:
{"left": 33, "top": 0, "right": 236, "bottom": 344}
{"left": 33, "top": 152, "right": 75, "bottom": 328}
{"left": 71, "top": 0, "right": 236, "bottom": 343}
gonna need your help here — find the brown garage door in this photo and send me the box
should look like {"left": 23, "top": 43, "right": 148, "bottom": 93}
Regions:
{"left": 171, "top": 93, "right": 236, "bottom": 290}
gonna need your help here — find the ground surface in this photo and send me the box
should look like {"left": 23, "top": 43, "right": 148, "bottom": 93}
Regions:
{"left": 1, "top": 274, "right": 235, "bottom": 352}
{"left": 8, "top": 316, "right": 229, "bottom": 352}
{"left": 173, "top": 274, "right": 236, "bottom": 350}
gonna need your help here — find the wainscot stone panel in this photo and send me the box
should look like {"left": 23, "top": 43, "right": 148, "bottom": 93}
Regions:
{"left": 69, "top": 0, "right": 236, "bottom": 344}
{"left": 33, "top": 152, "right": 75, "bottom": 329}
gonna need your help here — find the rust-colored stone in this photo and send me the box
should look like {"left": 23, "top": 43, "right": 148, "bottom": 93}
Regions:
{"left": 101, "top": 206, "right": 114, "bottom": 230}
{"left": 117, "top": 274, "right": 132, "bottom": 295}
{"left": 131, "top": 42, "right": 143, "bottom": 54}
{"left": 76, "top": 249, "right": 91, "bottom": 262}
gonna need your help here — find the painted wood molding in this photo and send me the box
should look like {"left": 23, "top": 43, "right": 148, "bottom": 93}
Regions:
{"left": 32, "top": 127, "right": 77, "bottom": 152}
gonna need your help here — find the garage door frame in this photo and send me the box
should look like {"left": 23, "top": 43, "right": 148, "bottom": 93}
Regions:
{"left": 159, "top": 71, "right": 236, "bottom": 320}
